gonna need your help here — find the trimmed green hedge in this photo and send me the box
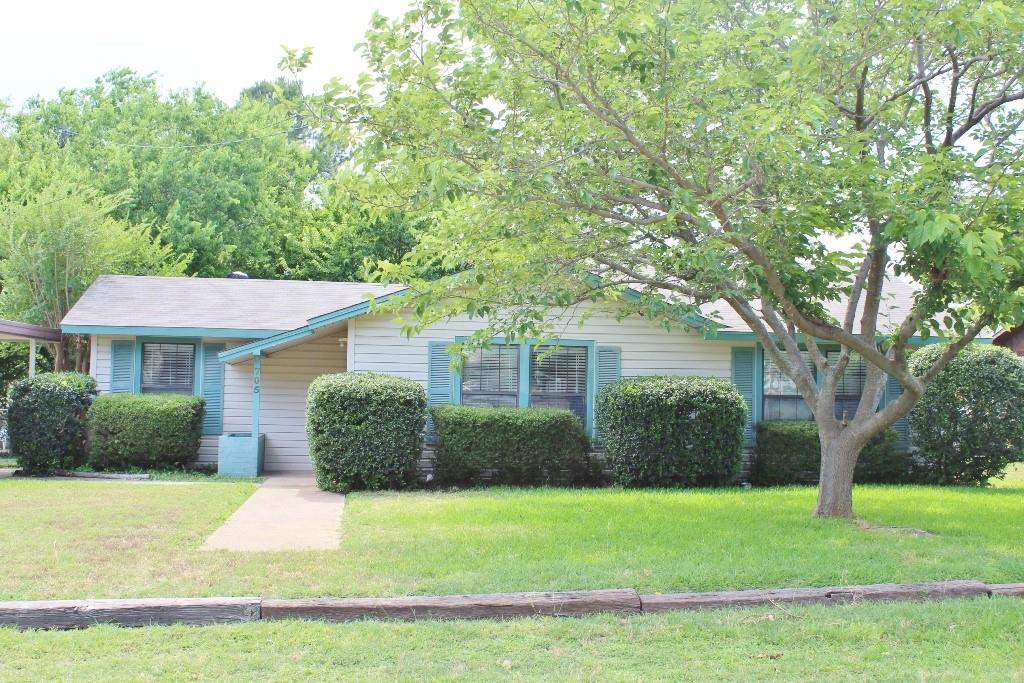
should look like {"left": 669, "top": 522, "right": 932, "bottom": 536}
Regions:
{"left": 8, "top": 372, "right": 97, "bottom": 474}
{"left": 307, "top": 372, "right": 426, "bottom": 493}
{"left": 595, "top": 376, "right": 746, "bottom": 487}
{"left": 908, "top": 344, "right": 1024, "bottom": 485}
{"left": 431, "top": 405, "right": 600, "bottom": 487}
{"left": 750, "top": 420, "right": 909, "bottom": 486}
{"left": 86, "top": 394, "right": 204, "bottom": 470}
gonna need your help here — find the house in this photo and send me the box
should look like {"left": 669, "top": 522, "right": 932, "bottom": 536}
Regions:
{"left": 994, "top": 327, "right": 1024, "bottom": 356}
{"left": 60, "top": 274, "right": 991, "bottom": 474}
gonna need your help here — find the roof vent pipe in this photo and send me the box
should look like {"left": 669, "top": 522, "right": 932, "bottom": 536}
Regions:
{"left": 227, "top": 271, "right": 249, "bottom": 279}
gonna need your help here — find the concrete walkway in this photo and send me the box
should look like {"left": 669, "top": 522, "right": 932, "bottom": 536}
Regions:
{"left": 202, "top": 474, "right": 345, "bottom": 552}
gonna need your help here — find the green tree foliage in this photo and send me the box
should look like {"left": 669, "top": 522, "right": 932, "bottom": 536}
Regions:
{"left": 1, "top": 70, "right": 421, "bottom": 282}
{"left": 299, "top": 0, "right": 1024, "bottom": 516}
{"left": 908, "top": 344, "right": 1024, "bottom": 485}
{"left": 283, "top": 197, "right": 421, "bottom": 282}
{"left": 0, "top": 184, "right": 186, "bottom": 369}
{"left": 3, "top": 70, "right": 320, "bottom": 277}
{"left": 0, "top": 343, "right": 52, "bottom": 401}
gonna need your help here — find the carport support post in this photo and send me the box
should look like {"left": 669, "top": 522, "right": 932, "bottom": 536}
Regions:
{"left": 251, "top": 352, "right": 261, "bottom": 451}
{"left": 28, "top": 339, "right": 35, "bottom": 378}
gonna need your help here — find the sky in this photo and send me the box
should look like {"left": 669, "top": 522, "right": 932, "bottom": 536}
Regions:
{"left": 1, "top": 0, "right": 412, "bottom": 110}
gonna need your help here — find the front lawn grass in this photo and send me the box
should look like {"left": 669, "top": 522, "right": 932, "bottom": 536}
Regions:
{"left": 995, "top": 461, "right": 1024, "bottom": 488}
{"left": 1, "top": 598, "right": 1021, "bottom": 681}
{"left": 0, "top": 478, "right": 1021, "bottom": 600}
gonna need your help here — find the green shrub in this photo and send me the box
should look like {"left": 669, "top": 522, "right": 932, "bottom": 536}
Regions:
{"left": 750, "top": 420, "right": 909, "bottom": 486}
{"left": 86, "top": 394, "right": 204, "bottom": 470}
{"left": 908, "top": 344, "right": 1024, "bottom": 485}
{"left": 307, "top": 372, "right": 426, "bottom": 493}
{"left": 7, "top": 372, "right": 97, "bottom": 474}
{"left": 431, "top": 405, "right": 600, "bottom": 487}
{"left": 596, "top": 376, "right": 746, "bottom": 487}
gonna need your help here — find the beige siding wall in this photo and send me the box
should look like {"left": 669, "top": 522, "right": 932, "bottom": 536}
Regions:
{"left": 93, "top": 307, "right": 743, "bottom": 474}
{"left": 224, "top": 334, "right": 346, "bottom": 472}
{"left": 92, "top": 334, "right": 124, "bottom": 394}
{"left": 349, "top": 306, "right": 741, "bottom": 386}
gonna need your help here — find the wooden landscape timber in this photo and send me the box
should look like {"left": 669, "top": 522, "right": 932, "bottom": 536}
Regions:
{"left": 0, "top": 597, "right": 260, "bottom": 630}
{"left": 262, "top": 589, "right": 642, "bottom": 622}
{"left": 0, "top": 581, "right": 1019, "bottom": 630}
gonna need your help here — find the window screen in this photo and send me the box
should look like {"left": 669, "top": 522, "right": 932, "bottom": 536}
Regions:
{"left": 762, "top": 351, "right": 814, "bottom": 421}
{"left": 529, "top": 345, "right": 588, "bottom": 424}
{"left": 461, "top": 345, "right": 519, "bottom": 408}
{"left": 141, "top": 343, "right": 195, "bottom": 394}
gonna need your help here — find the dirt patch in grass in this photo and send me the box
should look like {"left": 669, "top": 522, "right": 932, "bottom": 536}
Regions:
{"left": 855, "top": 519, "right": 937, "bottom": 537}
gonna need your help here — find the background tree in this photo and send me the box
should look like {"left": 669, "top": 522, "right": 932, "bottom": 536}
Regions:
{"left": 0, "top": 343, "right": 52, "bottom": 400}
{"left": 298, "top": 0, "right": 1024, "bottom": 517}
{"left": 3, "top": 70, "right": 320, "bottom": 277}
{"left": 282, "top": 178, "right": 423, "bottom": 282}
{"left": 0, "top": 184, "right": 186, "bottom": 370}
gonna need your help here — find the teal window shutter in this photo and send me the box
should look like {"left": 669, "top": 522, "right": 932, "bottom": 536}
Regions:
{"left": 201, "top": 343, "right": 225, "bottom": 435}
{"left": 885, "top": 374, "right": 910, "bottom": 450}
{"left": 110, "top": 340, "right": 135, "bottom": 393}
{"left": 594, "top": 346, "right": 621, "bottom": 441}
{"left": 596, "top": 346, "right": 622, "bottom": 396}
{"left": 731, "top": 347, "right": 756, "bottom": 447}
{"left": 427, "top": 341, "right": 454, "bottom": 440}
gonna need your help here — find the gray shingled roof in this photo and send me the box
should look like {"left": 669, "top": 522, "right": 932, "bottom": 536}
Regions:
{"left": 699, "top": 276, "right": 921, "bottom": 334}
{"left": 62, "top": 276, "right": 405, "bottom": 332}
{"left": 64, "top": 273, "right": 988, "bottom": 340}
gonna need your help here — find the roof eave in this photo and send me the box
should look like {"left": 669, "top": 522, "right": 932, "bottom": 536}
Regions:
{"left": 702, "top": 329, "right": 994, "bottom": 345}
{"left": 61, "top": 325, "right": 284, "bottom": 339}
{"left": 218, "top": 289, "right": 409, "bottom": 363}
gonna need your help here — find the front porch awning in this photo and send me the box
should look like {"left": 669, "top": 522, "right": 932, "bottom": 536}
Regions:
{"left": 218, "top": 288, "right": 409, "bottom": 364}
{"left": 0, "top": 320, "right": 62, "bottom": 377}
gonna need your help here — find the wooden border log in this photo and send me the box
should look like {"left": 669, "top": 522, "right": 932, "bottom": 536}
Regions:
{"left": 641, "top": 586, "right": 836, "bottom": 612}
{"left": 262, "top": 589, "right": 641, "bottom": 622}
{"left": 641, "top": 580, "right": 990, "bottom": 613}
{"left": 827, "top": 580, "right": 990, "bottom": 603}
{"left": 987, "top": 583, "right": 1024, "bottom": 598}
{"left": 0, "top": 597, "right": 260, "bottom": 630}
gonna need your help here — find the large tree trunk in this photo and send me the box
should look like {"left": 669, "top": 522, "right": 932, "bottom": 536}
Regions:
{"left": 814, "top": 425, "right": 863, "bottom": 518}
{"left": 53, "top": 339, "right": 67, "bottom": 372}
{"left": 74, "top": 336, "right": 89, "bottom": 373}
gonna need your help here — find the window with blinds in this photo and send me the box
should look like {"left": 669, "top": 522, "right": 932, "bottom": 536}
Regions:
{"left": 461, "top": 345, "right": 519, "bottom": 408}
{"left": 826, "top": 350, "right": 867, "bottom": 419}
{"left": 762, "top": 350, "right": 870, "bottom": 422}
{"left": 762, "top": 351, "right": 814, "bottom": 421}
{"left": 141, "top": 343, "right": 195, "bottom": 394}
{"left": 529, "top": 345, "right": 588, "bottom": 424}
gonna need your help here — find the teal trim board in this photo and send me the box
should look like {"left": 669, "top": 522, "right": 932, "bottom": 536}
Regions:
{"left": 251, "top": 353, "right": 262, "bottom": 438}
